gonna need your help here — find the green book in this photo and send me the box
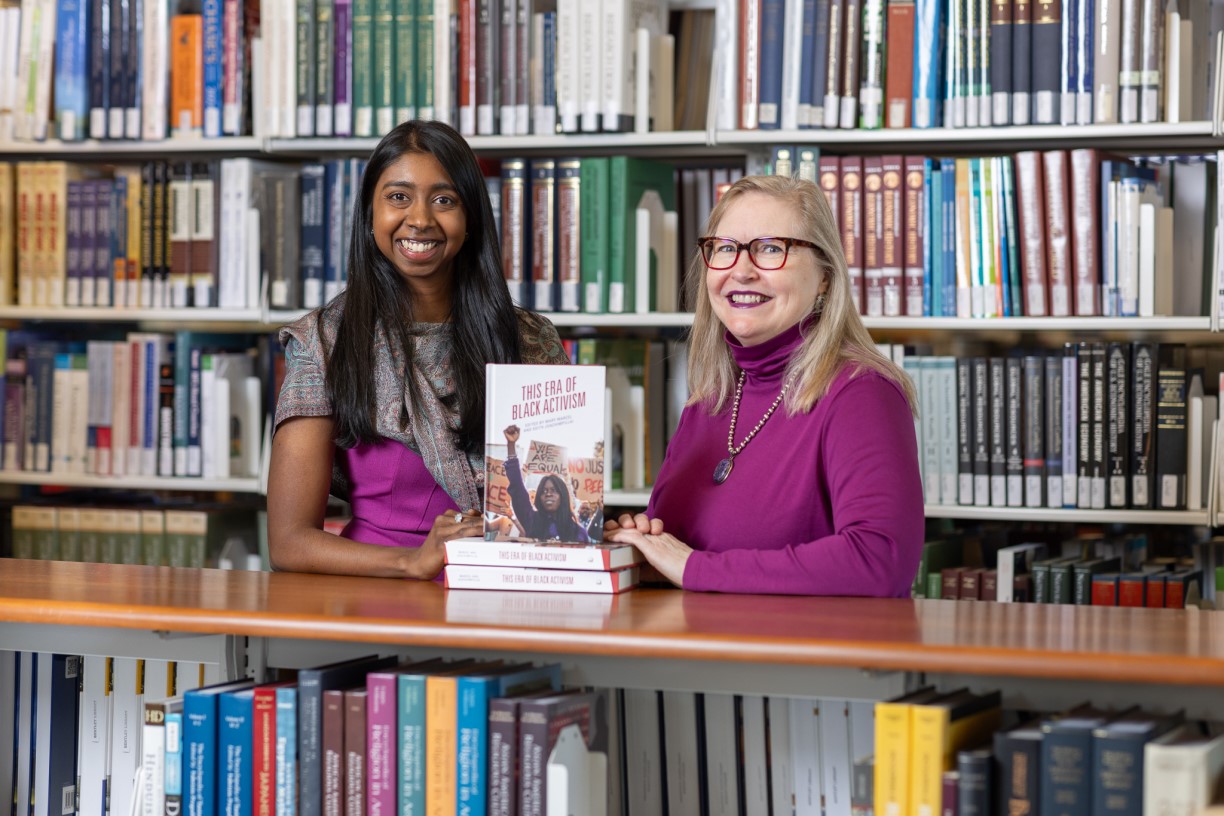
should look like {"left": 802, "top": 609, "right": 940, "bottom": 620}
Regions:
{"left": 352, "top": 0, "right": 375, "bottom": 136}
{"left": 116, "top": 509, "right": 142, "bottom": 565}
{"left": 141, "top": 510, "right": 166, "bottom": 567}
{"left": 315, "top": 0, "right": 335, "bottom": 134}
{"left": 31, "top": 506, "right": 59, "bottom": 561}
{"left": 373, "top": 0, "right": 396, "bottom": 133}
{"left": 393, "top": 0, "right": 416, "bottom": 123}
{"left": 415, "top": 0, "right": 434, "bottom": 118}
{"left": 11, "top": 506, "right": 37, "bottom": 559}
{"left": 297, "top": 0, "right": 318, "bottom": 134}
{"left": 79, "top": 508, "right": 103, "bottom": 563}
{"left": 608, "top": 157, "right": 675, "bottom": 314}
{"left": 57, "top": 507, "right": 82, "bottom": 562}
{"left": 579, "top": 157, "right": 610, "bottom": 313}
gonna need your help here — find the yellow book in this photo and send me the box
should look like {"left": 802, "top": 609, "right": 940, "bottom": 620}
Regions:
{"left": 909, "top": 690, "right": 1003, "bottom": 816}
{"left": 41, "top": 161, "right": 85, "bottom": 307}
{"left": 873, "top": 686, "right": 941, "bottom": 816}
{"left": 16, "top": 162, "right": 34, "bottom": 306}
{"left": 0, "top": 162, "right": 14, "bottom": 305}
{"left": 424, "top": 661, "right": 502, "bottom": 816}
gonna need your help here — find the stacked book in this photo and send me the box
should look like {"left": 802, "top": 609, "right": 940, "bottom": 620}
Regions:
{"left": 441, "top": 363, "right": 644, "bottom": 594}
{"left": 443, "top": 539, "right": 643, "bottom": 594}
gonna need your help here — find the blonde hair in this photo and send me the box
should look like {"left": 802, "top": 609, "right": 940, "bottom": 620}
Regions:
{"left": 685, "top": 174, "right": 918, "bottom": 416}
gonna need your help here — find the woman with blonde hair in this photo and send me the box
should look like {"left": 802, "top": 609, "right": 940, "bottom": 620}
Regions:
{"left": 606, "top": 174, "right": 924, "bottom": 595}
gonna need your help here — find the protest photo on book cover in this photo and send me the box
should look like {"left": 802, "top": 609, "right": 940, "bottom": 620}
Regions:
{"left": 484, "top": 364, "right": 606, "bottom": 543}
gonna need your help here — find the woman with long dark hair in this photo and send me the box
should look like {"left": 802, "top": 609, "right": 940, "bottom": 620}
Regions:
{"left": 268, "top": 120, "right": 568, "bottom": 578}
{"left": 501, "top": 425, "right": 591, "bottom": 542}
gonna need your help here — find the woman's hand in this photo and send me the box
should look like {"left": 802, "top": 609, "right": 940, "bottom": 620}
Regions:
{"left": 504, "top": 424, "right": 520, "bottom": 457}
{"left": 412, "top": 509, "right": 483, "bottom": 579}
{"left": 605, "top": 526, "right": 692, "bottom": 588}
{"left": 604, "top": 512, "right": 664, "bottom": 536}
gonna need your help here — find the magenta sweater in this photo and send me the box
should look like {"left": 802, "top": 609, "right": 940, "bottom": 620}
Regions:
{"left": 648, "top": 324, "right": 924, "bottom": 596}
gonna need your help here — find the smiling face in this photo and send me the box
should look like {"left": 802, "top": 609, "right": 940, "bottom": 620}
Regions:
{"left": 372, "top": 151, "right": 468, "bottom": 293}
{"left": 537, "top": 477, "right": 563, "bottom": 513}
{"left": 705, "top": 192, "right": 826, "bottom": 347}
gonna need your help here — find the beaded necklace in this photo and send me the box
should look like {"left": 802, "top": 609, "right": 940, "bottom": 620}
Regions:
{"left": 713, "top": 370, "right": 792, "bottom": 484}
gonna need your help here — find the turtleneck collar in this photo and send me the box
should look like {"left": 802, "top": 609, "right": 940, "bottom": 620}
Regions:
{"left": 726, "top": 318, "right": 808, "bottom": 384}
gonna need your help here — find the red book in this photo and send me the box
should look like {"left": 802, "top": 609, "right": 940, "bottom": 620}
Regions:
{"left": 1091, "top": 573, "right": 1119, "bottom": 606}
{"left": 1013, "top": 151, "right": 1049, "bottom": 316}
{"left": 1117, "top": 575, "right": 1147, "bottom": 607}
{"left": 959, "top": 567, "right": 984, "bottom": 600}
{"left": 1069, "top": 149, "right": 1101, "bottom": 316}
{"left": 458, "top": 0, "right": 477, "bottom": 134}
{"left": 819, "top": 156, "right": 841, "bottom": 232}
{"left": 323, "top": 689, "right": 347, "bottom": 816}
{"left": 903, "top": 156, "right": 926, "bottom": 315}
{"left": 839, "top": 156, "right": 865, "bottom": 314}
{"left": 253, "top": 682, "right": 294, "bottom": 816}
{"left": 880, "top": 155, "right": 904, "bottom": 317}
{"left": 885, "top": 2, "right": 916, "bottom": 127}
{"left": 863, "top": 156, "right": 884, "bottom": 317}
{"left": 1145, "top": 574, "right": 1167, "bottom": 608}
{"left": 1041, "top": 150, "right": 1073, "bottom": 317}
{"left": 980, "top": 569, "right": 999, "bottom": 601}
{"left": 941, "top": 567, "right": 964, "bottom": 599}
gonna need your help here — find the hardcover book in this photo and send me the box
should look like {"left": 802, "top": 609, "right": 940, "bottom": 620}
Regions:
{"left": 480, "top": 363, "right": 606, "bottom": 545}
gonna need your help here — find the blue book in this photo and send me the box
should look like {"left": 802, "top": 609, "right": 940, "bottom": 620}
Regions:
{"left": 275, "top": 687, "right": 298, "bottom": 816}
{"left": 202, "top": 0, "right": 223, "bottom": 136}
{"left": 995, "top": 159, "right": 1014, "bottom": 318}
{"left": 758, "top": 0, "right": 786, "bottom": 128}
{"left": 941, "top": 159, "right": 957, "bottom": 315}
{"left": 324, "top": 160, "right": 345, "bottom": 304}
{"left": 123, "top": 0, "right": 141, "bottom": 138}
{"left": 1040, "top": 707, "right": 1116, "bottom": 815}
{"left": 27, "top": 343, "right": 57, "bottom": 473}
{"left": 219, "top": 689, "right": 256, "bottom": 816}
{"left": 1075, "top": 0, "right": 1093, "bottom": 122}
{"left": 798, "top": 0, "right": 816, "bottom": 127}
{"left": 808, "top": 0, "right": 831, "bottom": 128}
{"left": 88, "top": 0, "right": 110, "bottom": 138}
{"left": 1090, "top": 712, "right": 1182, "bottom": 814}
{"left": 912, "top": 0, "right": 944, "bottom": 127}
{"left": 538, "top": 11, "right": 556, "bottom": 134}
{"left": 166, "top": 708, "right": 185, "bottom": 816}
{"left": 43, "top": 654, "right": 82, "bottom": 811}
{"left": 299, "top": 164, "right": 328, "bottom": 310}
{"left": 925, "top": 158, "right": 937, "bottom": 317}
{"left": 54, "top": 0, "right": 90, "bottom": 140}
{"left": 183, "top": 679, "right": 256, "bottom": 816}
{"left": 456, "top": 665, "right": 562, "bottom": 816}
{"left": 1001, "top": 157, "right": 1022, "bottom": 317}
{"left": 1060, "top": 0, "right": 1077, "bottom": 124}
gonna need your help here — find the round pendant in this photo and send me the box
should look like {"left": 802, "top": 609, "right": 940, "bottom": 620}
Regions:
{"left": 713, "top": 457, "right": 733, "bottom": 484}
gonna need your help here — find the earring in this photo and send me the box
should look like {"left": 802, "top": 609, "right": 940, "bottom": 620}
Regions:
{"left": 813, "top": 292, "right": 828, "bottom": 315}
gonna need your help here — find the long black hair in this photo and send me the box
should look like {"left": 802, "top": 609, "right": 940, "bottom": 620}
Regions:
{"left": 322, "top": 120, "right": 522, "bottom": 454}
{"left": 530, "top": 474, "right": 585, "bottom": 541}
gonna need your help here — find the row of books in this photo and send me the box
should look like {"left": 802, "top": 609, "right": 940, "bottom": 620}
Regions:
{"left": 890, "top": 343, "right": 1220, "bottom": 512}
{"left": 713, "top": 0, "right": 1216, "bottom": 131}
{"left": 803, "top": 149, "right": 1214, "bottom": 320}
{"left": 877, "top": 687, "right": 1224, "bottom": 816}
{"left": 0, "top": 0, "right": 680, "bottom": 143}
{"left": 8, "top": 503, "right": 260, "bottom": 568}
{"left": 0, "top": 330, "right": 269, "bottom": 481}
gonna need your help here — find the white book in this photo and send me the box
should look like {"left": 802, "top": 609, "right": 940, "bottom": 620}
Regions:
{"left": 445, "top": 540, "right": 641, "bottom": 570}
{"left": 68, "top": 357, "right": 89, "bottom": 474}
{"left": 622, "top": 689, "right": 664, "bottom": 816}
{"left": 0, "top": 10, "right": 12, "bottom": 141}
{"left": 578, "top": 0, "right": 601, "bottom": 131}
{"left": 848, "top": 700, "right": 875, "bottom": 764}
{"left": 77, "top": 654, "right": 110, "bottom": 816}
{"left": 789, "top": 697, "right": 822, "bottom": 816}
{"left": 650, "top": 32, "right": 673, "bottom": 132}
{"left": 50, "top": 355, "right": 72, "bottom": 473}
{"left": 12, "top": 0, "right": 36, "bottom": 140}
{"left": 701, "top": 694, "right": 740, "bottom": 816}
{"left": 556, "top": 0, "right": 580, "bottom": 131}
{"left": 141, "top": 702, "right": 167, "bottom": 816}
{"left": 818, "top": 699, "right": 852, "bottom": 816}
{"left": 141, "top": 0, "right": 169, "bottom": 140}
{"left": 919, "top": 358, "right": 941, "bottom": 502}
{"left": 1143, "top": 726, "right": 1224, "bottom": 814}
{"left": 1165, "top": 12, "right": 1186, "bottom": 121}
{"left": 634, "top": 27, "right": 651, "bottom": 134}
{"left": 1188, "top": 377, "right": 1215, "bottom": 511}
{"left": 213, "top": 374, "right": 231, "bottom": 479}
{"left": 219, "top": 159, "right": 246, "bottom": 308}
{"left": 712, "top": 0, "right": 738, "bottom": 131}
{"left": 740, "top": 696, "right": 769, "bottom": 816}
{"left": 767, "top": 697, "right": 793, "bottom": 816}
{"left": 662, "top": 691, "right": 702, "bottom": 816}
{"left": 262, "top": 4, "right": 280, "bottom": 136}
{"left": 602, "top": 0, "right": 629, "bottom": 130}
{"left": 30, "top": 0, "right": 56, "bottom": 141}
{"left": 741, "top": 0, "right": 759, "bottom": 129}
{"left": 279, "top": 0, "right": 296, "bottom": 138}
{"left": 109, "top": 657, "right": 143, "bottom": 816}
{"left": 996, "top": 542, "right": 1047, "bottom": 602}
{"left": 779, "top": 0, "right": 804, "bottom": 129}
{"left": 425, "top": 0, "right": 449, "bottom": 123}
{"left": 443, "top": 564, "right": 639, "bottom": 593}
{"left": 1138, "top": 202, "right": 1165, "bottom": 316}
{"left": 110, "top": 341, "right": 132, "bottom": 478}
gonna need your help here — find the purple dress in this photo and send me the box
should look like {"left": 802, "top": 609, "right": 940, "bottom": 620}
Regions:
{"left": 647, "top": 322, "right": 924, "bottom": 596}
{"left": 335, "top": 439, "right": 460, "bottom": 547}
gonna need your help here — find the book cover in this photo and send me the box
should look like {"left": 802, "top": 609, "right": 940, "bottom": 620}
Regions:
{"left": 444, "top": 539, "right": 642, "bottom": 571}
{"left": 480, "top": 363, "right": 605, "bottom": 544}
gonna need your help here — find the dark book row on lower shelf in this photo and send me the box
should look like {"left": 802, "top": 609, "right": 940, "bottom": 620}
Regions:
{"left": 4, "top": 649, "right": 1222, "bottom": 816}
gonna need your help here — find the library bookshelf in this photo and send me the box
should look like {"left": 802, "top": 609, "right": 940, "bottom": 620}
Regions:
{"left": 3, "top": 558, "right": 1224, "bottom": 718}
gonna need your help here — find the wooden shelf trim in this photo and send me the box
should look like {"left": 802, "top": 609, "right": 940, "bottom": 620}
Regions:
{"left": 0, "top": 472, "right": 261, "bottom": 492}
{"left": 3, "top": 559, "right": 1224, "bottom": 687}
